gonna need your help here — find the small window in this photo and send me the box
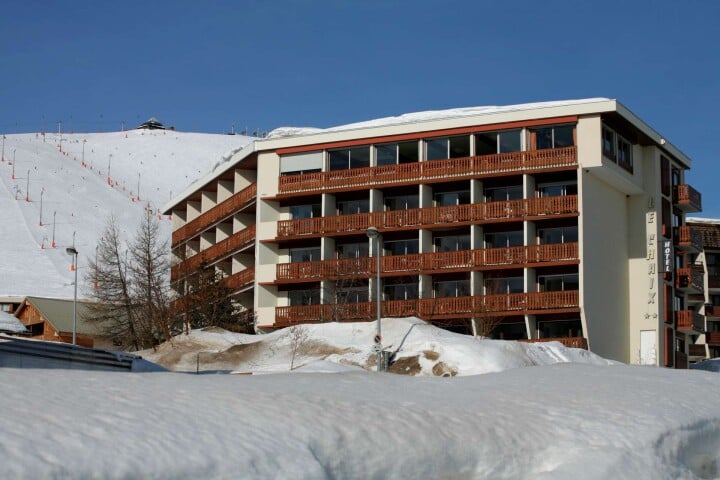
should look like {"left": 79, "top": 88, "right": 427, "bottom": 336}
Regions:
{"left": 602, "top": 126, "right": 616, "bottom": 160}
{"left": 617, "top": 135, "right": 633, "bottom": 172}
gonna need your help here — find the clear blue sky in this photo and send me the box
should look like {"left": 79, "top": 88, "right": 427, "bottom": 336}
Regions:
{"left": 2, "top": 0, "right": 719, "bottom": 215}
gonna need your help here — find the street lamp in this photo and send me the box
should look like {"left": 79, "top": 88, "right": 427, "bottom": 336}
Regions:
{"left": 66, "top": 247, "right": 79, "bottom": 345}
{"left": 366, "top": 226, "right": 383, "bottom": 371}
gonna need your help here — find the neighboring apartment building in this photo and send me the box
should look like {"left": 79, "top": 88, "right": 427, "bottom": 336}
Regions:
{"left": 686, "top": 218, "right": 720, "bottom": 361}
{"left": 164, "top": 98, "right": 702, "bottom": 367}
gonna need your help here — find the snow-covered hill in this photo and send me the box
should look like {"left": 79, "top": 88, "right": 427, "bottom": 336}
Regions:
{"left": 0, "top": 130, "right": 254, "bottom": 299}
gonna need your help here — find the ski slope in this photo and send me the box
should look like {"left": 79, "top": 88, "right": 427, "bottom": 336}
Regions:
{"left": 0, "top": 130, "right": 254, "bottom": 299}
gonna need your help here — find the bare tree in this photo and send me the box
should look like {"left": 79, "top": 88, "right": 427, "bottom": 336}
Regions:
{"left": 289, "top": 324, "right": 309, "bottom": 370}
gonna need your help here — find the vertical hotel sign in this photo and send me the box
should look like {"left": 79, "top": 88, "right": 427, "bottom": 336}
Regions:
{"left": 661, "top": 239, "right": 673, "bottom": 274}
{"left": 646, "top": 211, "right": 658, "bottom": 307}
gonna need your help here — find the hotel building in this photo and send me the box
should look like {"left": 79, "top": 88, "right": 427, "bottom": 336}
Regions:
{"left": 164, "top": 98, "right": 703, "bottom": 367}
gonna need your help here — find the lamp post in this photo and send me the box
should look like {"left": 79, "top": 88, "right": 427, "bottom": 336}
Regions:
{"left": 66, "top": 247, "right": 78, "bottom": 345}
{"left": 366, "top": 226, "right": 383, "bottom": 371}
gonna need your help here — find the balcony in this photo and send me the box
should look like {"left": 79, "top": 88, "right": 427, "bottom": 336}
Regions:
{"left": 277, "top": 147, "right": 577, "bottom": 196}
{"left": 675, "top": 267, "right": 704, "bottom": 293}
{"left": 171, "top": 226, "right": 256, "bottom": 282}
{"left": 673, "top": 226, "right": 703, "bottom": 253}
{"left": 676, "top": 310, "right": 705, "bottom": 333}
{"left": 521, "top": 337, "right": 588, "bottom": 349}
{"left": 275, "top": 243, "right": 579, "bottom": 283}
{"left": 706, "top": 331, "right": 720, "bottom": 346}
{"left": 276, "top": 195, "right": 578, "bottom": 240}
{"left": 172, "top": 183, "right": 256, "bottom": 247}
{"left": 689, "top": 343, "right": 707, "bottom": 359}
{"left": 273, "top": 290, "right": 579, "bottom": 326}
{"left": 709, "top": 272, "right": 720, "bottom": 289}
{"left": 673, "top": 184, "right": 702, "bottom": 213}
{"left": 222, "top": 267, "right": 255, "bottom": 294}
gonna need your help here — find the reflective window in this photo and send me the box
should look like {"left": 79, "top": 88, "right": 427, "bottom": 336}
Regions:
{"left": 538, "top": 274, "right": 579, "bottom": 292}
{"left": 534, "top": 125, "right": 574, "bottom": 149}
{"left": 476, "top": 129, "right": 522, "bottom": 155}
{"left": 290, "top": 203, "right": 321, "bottom": 219}
{"left": 485, "top": 186, "right": 523, "bottom": 202}
{"left": 383, "top": 280, "right": 419, "bottom": 301}
{"left": 537, "top": 226, "right": 578, "bottom": 244}
{"left": 337, "top": 198, "right": 369, "bottom": 215}
{"left": 484, "top": 231, "right": 523, "bottom": 248}
{"left": 434, "top": 190, "right": 470, "bottom": 206}
{"left": 537, "top": 182, "right": 577, "bottom": 197}
{"left": 434, "top": 234, "right": 471, "bottom": 252}
{"left": 425, "top": 136, "right": 470, "bottom": 160}
{"left": 376, "top": 141, "right": 418, "bottom": 166}
{"left": 434, "top": 279, "right": 470, "bottom": 298}
{"left": 538, "top": 319, "right": 582, "bottom": 338}
{"left": 288, "top": 288, "right": 320, "bottom": 306}
{"left": 336, "top": 242, "right": 369, "bottom": 259}
{"left": 385, "top": 194, "right": 419, "bottom": 211}
{"left": 485, "top": 277, "right": 524, "bottom": 294}
{"left": 328, "top": 146, "right": 370, "bottom": 170}
{"left": 289, "top": 247, "right": 321, "bottom": 263}
{"left": 384, "top": 239, "right": 419, "bottom": 256}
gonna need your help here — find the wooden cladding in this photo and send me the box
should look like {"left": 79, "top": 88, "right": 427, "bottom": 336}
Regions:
{"left": 275, "top": 290, "right": 579, "bottom": 324}
{"left": 277, "top": 195, "right": 578, "bottom": 239}
{"left": 673, "top": 184, "right": 702, "bottom": 213}
{"left": 673, "top": 226, "right": 703, "bottom": 252}
{"left": 277, "top": 146, "right": 577, "bottom": 195}
{"left": 171, "top": 225, "right": 256, "bottom": 282}
{"left": 706, "top": 331, "right": 720, "bottom": 346}
{"left": 172, "top": 183, "right": 257, "bottom": 247}
{"left": 276, "top": 243, "right": 579, "bottom": 282}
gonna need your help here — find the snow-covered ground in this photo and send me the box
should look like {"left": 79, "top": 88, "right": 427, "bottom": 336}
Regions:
{"left": 3, "top": 318, "right": 720, "bottom": 479}
{"left": 0, "top": 130, "right": 253, "bottom": 299}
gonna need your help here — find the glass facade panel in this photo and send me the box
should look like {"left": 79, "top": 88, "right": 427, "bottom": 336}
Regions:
{"left": 434, "top": 279, "right": 470, "bottom": 298}
{"left": 538, "top": 319, "right": 582, "bottom": 338}
{"left": 376, "top": 144, "right": 397, "bottom": 166}
{"left": 385, "top": 194, "right": 419, "bottom": 211}
{"left": 290, "top": 204, "right": 321, "bottom": 218}
{"left": 538, "top": 274, "right": 579, "bottom": 292}
{"left": 476, "top": 132, "right": 497, "bottom": 155}
{"left": 486, "top": 277, "right": 523, "bottom": 294}
{"left": 434, "top": 190, "right": 471, "bottom": 206}
{"left": 485, "top": 185, "right": 523, "bottom": 202}
{"left": 384, "top": 239, "right": 419, "bottom": 255}
{"left": 289, "top": 247, "right": 321, "bottom": 263}
{"left": 554, "top": 125, "right": 574, "bottom": 148}
{"left": 538, "top": 226, "right": 578, "bottom": 244}
{"left": 484, "top": 231, "right": 523, "bottom": 248}
{"left": 289, "top": 288, "right": 320, "bottom": 306}
{"left": 449, "top": 136, "right": 470, "bottom": 158}
{"left": 336, "top": 242, "right": 369, "bottom": 259}
{"left": 498, "top": 130, "right": 522, "bottom": 153}
{"left": 426, "top": 138, "right": 448, "bottom": 160}
{"left": 602, "top": 126, "right": 616, "bottom": 160}
{"left": 328, "top": 147, "right": 370, "bottom": 170}
{"left": 337, "top": 198, "right": 369, "bottom": 215}
{"left": 384, "top": 281, "right": 419, "bottom": 301}
{"left": 435, "top": 235, "right": 471, "bottom": 252}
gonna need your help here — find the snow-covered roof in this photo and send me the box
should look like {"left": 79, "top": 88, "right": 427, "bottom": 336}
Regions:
{"left": 0, "top": 310, "right": 26, "bottom": 333}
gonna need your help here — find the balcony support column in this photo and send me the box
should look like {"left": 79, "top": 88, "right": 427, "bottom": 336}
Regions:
{"left": 525, "top": 315, "right": 537, "bottom": 340}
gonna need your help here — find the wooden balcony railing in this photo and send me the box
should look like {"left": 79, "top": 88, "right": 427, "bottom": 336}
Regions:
{"left": 277, "top": 147, "right": 577, "bottom": 195}
{"left": 222, "top": 267, "right": 255, "bottom": 292}
{"left": 705, "top": 305, "right": 720, "bottom": 318}
{"left": 172, "top": 183, "right": 256, "bottom": 247}
{"left": 675, "top": 267, "right": 704, "bottom": 292}
{"left": 673, "top": 184, "right": 702, "bottom": 213}
{"left": 673, "top": 226, "right": 703, "bottom": 252}
{"left": 706, "top": 331, "right": 720, "bottom": 346}
{"left": 277, "top": 195, "right": 578, "bottom": 239}
{"left": 521, "top": 337, "right": 588, "bottom": 349}
{"left": 274, "top": 290, "right": 579, "bottom": 324}
{"left": 676, "top": 310, "right": 705, "bottom": 333}
{"left": 689, "top": 343, "right": 707, "bottom": 357}
{"left": 276, "top": 243, "right": 579, "bottom": 282}
{"left": 171, "top": 225, "right": 256, "bottom": 282}
{"left": 709, "top": 274, "right": 720, "bottom": 289}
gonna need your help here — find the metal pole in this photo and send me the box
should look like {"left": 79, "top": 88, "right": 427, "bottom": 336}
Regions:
{"left": 25, "top": 170, "right": 30, "bottom": 201}
{"left": 376, "top": 234, "right": 382, "bottom": 371}
{"left": 39, "top": 188, "right": 44, "bottom": 225}
{"left": 72, "top": 252, "right": 78, "bottom": 345}
{"left": 107, "top": 154, "right": 112, "bottom": 184}
{"left": 82, "top": 140, "right": 85, "bottom": 166}
{"left": 1, "top": 134, "right": 4, "bottom": 162}
{"left": 51, "top": 211, "right": 57, "bottom": 247}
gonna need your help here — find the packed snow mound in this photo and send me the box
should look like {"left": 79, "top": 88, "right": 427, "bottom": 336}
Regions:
{"left": 267, "top": 98, "right": 611, "bottom": 137}
{"left": 142, "top": 317, "right": 615, "bottom": 375}
{"left": 0, "top": 130, "right": 253, "bottom": 299}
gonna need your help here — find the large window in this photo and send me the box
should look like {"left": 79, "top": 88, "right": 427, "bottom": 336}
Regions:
{"left": 288, "top": 288, "right": 320, "bottom": 306}
{"left": 289, "top": 247, "right": 321, "bottom": 263}
{"left": 538, "top": 226, "right": 578, "bottom": 244}
{"left": 425, "top": 135, "right": 471, "bottom": 161}
{"left": 328, "top": 146, "right": 370, "bottom": 171}
{"left": 337, "top": 198, "right": 369, "bottom": 215}
{"left": 434, "top": 279, "right": 470, "bottom": 298}
{"left": 384, "top": 194, "right": 419, "bottom": 211}
{"left": 533, "top": 125, "right": 574, "bottom": 150}
{"left": 485, "top": 277, "right": 523, "bottom": 294}
{"left": 476, "top": 129, "right": 522, "bottom": 155}
{"left": 434, "top": 190, "right": 470, "bottom": 206}
{"left": 383, "top": 279, "right": 419, "bottom": 301}
{"left": 537, "top": 274, "right": 579, "bottom": 292}
{"left": 485, "top": 231, "right": 523, "bottom": 248}
{"left": 538, "top": 318, "right": 582, "bottom": 338}
{"left": 337, "top": 284, "right": 369, "bottom": 304}
{"left": 384, "top": 239, "right": 419, "bottom": 256}
{"left": 290, "top": 203, "right": 321, "bottom": 219}
{"left": 537, "top": 182, "right": 577, "bottom": 197}
{"left": 435, "top": 234, "right": 471, "bottom": 252}
{"left": 376, "top": 141, "right": 418, "bottom": 166}
{"left": 484, "top": 185, "right": 523, "bottom": 202}
{"left": 336, "top": 242, "right": 369, "bottom": 259}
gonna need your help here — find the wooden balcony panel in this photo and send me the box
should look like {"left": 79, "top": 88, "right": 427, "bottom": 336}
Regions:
{"left": 172, "top": 183, "right": 257, "bottom": 246}
{"left": 689, "top": 343, "right": 707, "bottom": 358}
{"left": 171, "top": 225, "right": 256, "bottom": 282}
{"left": 676, "top": 310, "right": 705, "bottom": 333}
{"left": 706, "top": 331, "right": 720, "bottom": 346}
{"left": 674, "top": 226, "right": 703, "bottom": 252}
{"left": 277, "top": 147, "right": 577, "bottom": 195}
{"left": 673, "top": 184, "right": 702, "bottom": 213}
{"left": 521, "top": 337, "right": 588, "bottom": 349}
{"left": 675, "top": 267, "right": 704, "bottom": 293}
{"left": 222, "top": 267, "right": 255, "bottom": 292}
{"left": 705, "top": 305, "right": 720, "bottom": 318}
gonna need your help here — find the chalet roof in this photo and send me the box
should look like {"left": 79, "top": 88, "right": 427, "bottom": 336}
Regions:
{"left": 0, "top": 310, "right": 26, "bottom": 334}
{"left": 21, "top": 297, "right": 105, "bottom": 336}
{"left": 137, "top": 117, "right": 165, "bottom": 130}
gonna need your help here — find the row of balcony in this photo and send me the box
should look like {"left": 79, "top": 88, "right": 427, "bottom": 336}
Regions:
{"left": 273, "top": 290, "right": 579, "bottom": 325}
{"left": 171, "top": 226, "right": 256, "bottom": 282}
{"left": 277, "top": 147, "right": 578, "bottom": 195}
{"left": 172, "top": 183, "right": 256, "bottom": 247}
{"left": 276, "top": 195, "right": 578, "bottom": 240}
{"left": 275, "top": 243, "right": 579, "bottom": 283}
{"left": 673, "top": 184, "right": 702, "bottom": 213}
{"left": 676, "top": 310, "right": 705, "bottom": 334}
